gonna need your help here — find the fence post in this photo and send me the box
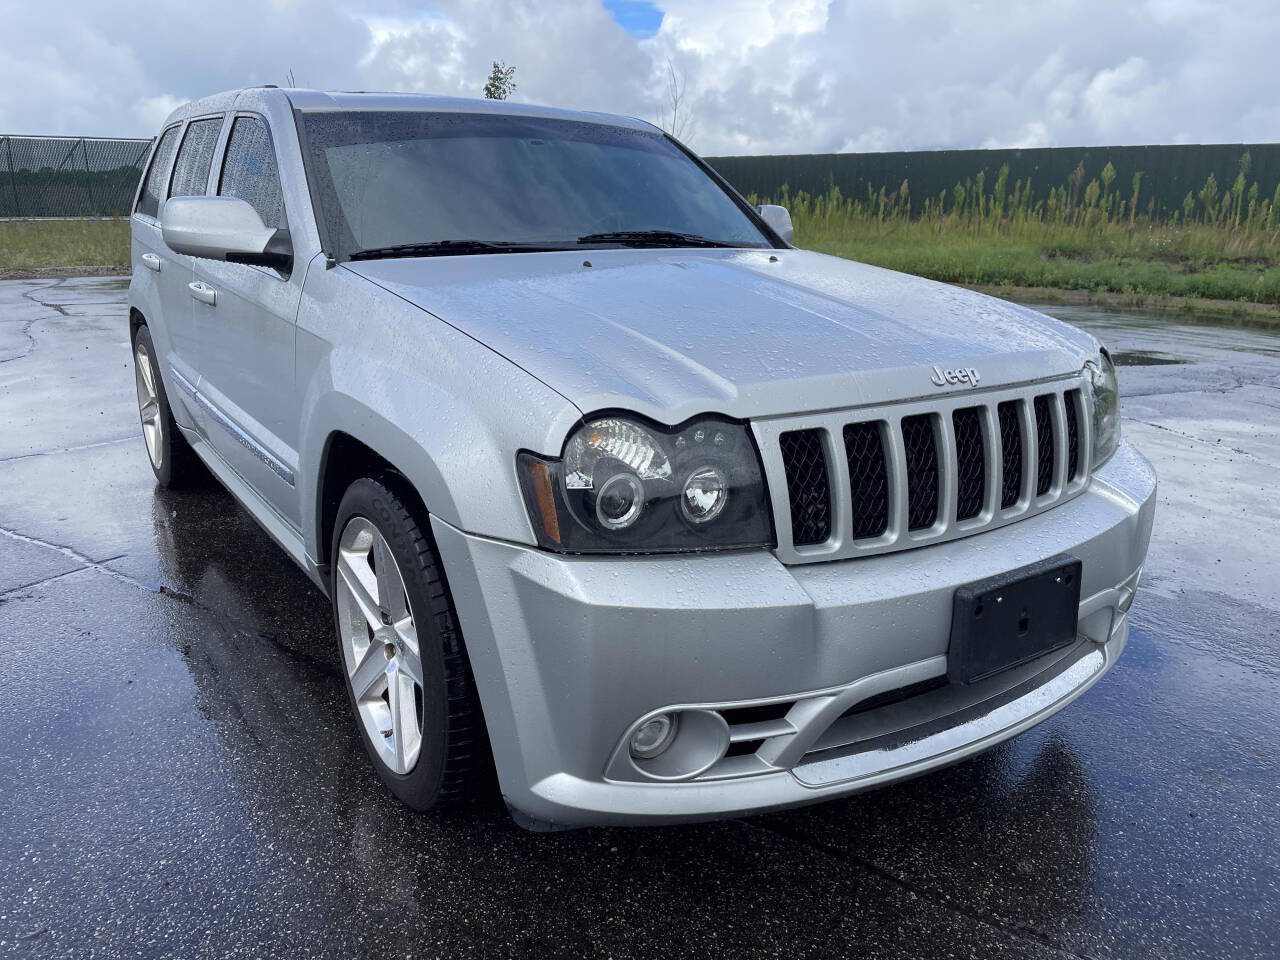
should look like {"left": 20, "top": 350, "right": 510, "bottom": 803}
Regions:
{"left": 81, "top": 139, "right": 97, "bottom": 215}
{"left": 3, "top": 136, "right": 19, "bottom": 217}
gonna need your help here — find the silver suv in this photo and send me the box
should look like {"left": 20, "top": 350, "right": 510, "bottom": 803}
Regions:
{"left": 129, "top": 87, "right": 1156, "bottom": 829}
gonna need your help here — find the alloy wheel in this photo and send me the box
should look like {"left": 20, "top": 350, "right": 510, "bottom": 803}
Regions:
{"left": 133, "top": 340, "right": 163, "bottom": 469}
{"left": 335, "top": 517, "right": 424, "bottom": 775}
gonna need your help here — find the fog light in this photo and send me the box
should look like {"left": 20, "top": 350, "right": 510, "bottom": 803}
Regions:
{"left": 629, "top": 713, "right": 678, "bottom": 759}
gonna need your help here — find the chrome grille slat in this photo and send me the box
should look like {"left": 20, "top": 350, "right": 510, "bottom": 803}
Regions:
{"left": 755, "top": 376, "right": 1092, "bottom": 565}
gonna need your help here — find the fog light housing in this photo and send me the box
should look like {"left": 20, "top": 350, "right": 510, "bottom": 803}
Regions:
{"left": 629, "top": 713, "right": 678, "bottom": 759}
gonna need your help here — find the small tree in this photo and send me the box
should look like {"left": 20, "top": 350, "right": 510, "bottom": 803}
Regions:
{"left": 483, "top": 61, "right": 517, "bottom": 100}
{"left": 659, "top": 58, "right": 693, "bottom": 141}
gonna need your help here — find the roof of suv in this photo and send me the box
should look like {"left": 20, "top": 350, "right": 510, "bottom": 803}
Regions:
{"left": 166, "top": 86, "right": 656, "bottom": 134}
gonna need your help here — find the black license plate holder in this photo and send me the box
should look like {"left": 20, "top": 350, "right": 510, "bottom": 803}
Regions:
{"left": 947, "top": 554, "right": 1082, "bottom": 685}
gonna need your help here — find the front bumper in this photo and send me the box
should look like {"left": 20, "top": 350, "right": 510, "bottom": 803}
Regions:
{"left": 433, "top": 441, "right": 1156, "bottom": 828}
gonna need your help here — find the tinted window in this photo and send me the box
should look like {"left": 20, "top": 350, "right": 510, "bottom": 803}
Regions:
{"left": 219, "top": 117, "right": 286, "bottom": 230}
{"left": 168, "top": 117, "right": 223, "bottom": 199}
{"left": 136, "top": 126, "right": 180, "bottom": 219}
{"left": 299, "top": 112, "right": 770, "bottom": 260}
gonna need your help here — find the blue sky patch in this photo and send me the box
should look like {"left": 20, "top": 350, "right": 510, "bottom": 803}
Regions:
{"left": 603, "top": 0, "right": 663, "bottom": 37}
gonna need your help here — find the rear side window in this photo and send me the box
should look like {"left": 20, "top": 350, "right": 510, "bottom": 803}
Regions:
{"left": 168, "top": 117, "right": 224, "bottom": 199}
{"left": 136, "top": 126, "right": 180, "bottom": 219}
{"left": 219, "top": 117, "right": 286, "bottom": 230}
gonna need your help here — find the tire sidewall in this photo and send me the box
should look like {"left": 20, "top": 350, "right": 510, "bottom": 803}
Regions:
{"left": 331, "top": 477, "right": 450, "bottom": 809}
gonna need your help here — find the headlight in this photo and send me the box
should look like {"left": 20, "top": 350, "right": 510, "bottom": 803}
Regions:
{"left": 1085, "top": 349, "right": 1120, "bottom": 468}
{"left": 518, "top": 415, "right": 774, "bottom": 553}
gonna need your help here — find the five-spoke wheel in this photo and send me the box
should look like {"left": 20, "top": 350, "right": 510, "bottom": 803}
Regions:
{"left": 134, "top": 339, "right": 164, "bottom": 471}
{"left": 130, "top": 323, "right": 204, "bottom": 488}
{"left": 335, "top": 516, "right": 425, "bottom": 775}
{"left": 330, "top": 476, "right": 480, "bottom": 809}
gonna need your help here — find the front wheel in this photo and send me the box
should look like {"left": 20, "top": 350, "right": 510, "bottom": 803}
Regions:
{"left": 331, "top": 476, "right": 481, "bottom": 809}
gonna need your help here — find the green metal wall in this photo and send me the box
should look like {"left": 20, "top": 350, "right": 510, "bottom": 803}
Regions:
{"left": 1, "top": 135, "right": 152, "bottom": 218}
{"left": 708, "top": 143, "right": 1280, "bottom": 218}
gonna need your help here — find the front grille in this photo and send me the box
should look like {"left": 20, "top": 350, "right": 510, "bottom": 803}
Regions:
{"left": 843, "top": 422, "right": 890, "bottom": 539}
{"left": 779, "top": 429, "right": 831, "bottom": 545}
{"left": 902, "top": 414, "right": 940, "bottom": 530}
{"left": 997, "top": 400, "right": 1023, "bottom": 508}
{"left": 1034, "top": 394, "right": 1055, "bottom": 496}
{"left": 1065, "top": 389, "right": 1081, "bottom": 481}
{"left": 762, "top": 378, "right": 1090, "bottom": 564}
{"left": 952, "top": 407, "right": 986, "bottom": 521}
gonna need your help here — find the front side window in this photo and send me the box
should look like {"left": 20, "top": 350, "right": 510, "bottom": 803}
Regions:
{"left": 218, "top": 116, "right": 286, "bottom": 230}
{"left": 136, "top": 125, "right": 180, "bottom": 219}
{"left": 299, "top": 111, "right": 772, "bottom": 260}
{"left": 168, "top": 117, "right": 224, "bottom": 200}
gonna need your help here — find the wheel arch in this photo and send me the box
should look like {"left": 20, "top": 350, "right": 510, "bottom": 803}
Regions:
{"left": 314, "top": 429, "right": 436, "bottom": 577}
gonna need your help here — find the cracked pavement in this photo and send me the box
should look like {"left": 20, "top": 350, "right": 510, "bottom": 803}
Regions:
{"left": 1, "top": 277, "right": 1278, "bottom": 959}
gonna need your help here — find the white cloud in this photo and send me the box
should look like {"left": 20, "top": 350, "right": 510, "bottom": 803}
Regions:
{"left": 131, "top": 95, "right": 185, "bottom": 132}
{"left": 0, "top": 0, "right": 1277, "bottom": 154}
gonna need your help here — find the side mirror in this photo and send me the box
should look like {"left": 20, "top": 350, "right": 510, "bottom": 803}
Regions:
{"left": 757, "top": 204, "right": 794, "bottom": 246}
{"left": 162, "top": 195, "right": 292, "bottom": 271}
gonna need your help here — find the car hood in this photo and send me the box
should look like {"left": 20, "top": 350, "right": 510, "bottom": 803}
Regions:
{"left": 345, "top": 248, "right": 1098, "bottom": 425}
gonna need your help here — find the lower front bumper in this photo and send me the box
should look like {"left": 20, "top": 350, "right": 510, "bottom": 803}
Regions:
{"left": 433, "top": 442, "right": 1156, "bottom": 827}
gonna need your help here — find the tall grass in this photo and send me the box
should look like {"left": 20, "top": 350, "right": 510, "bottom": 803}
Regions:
{"left": 757, "top": 152, "right": 1280, "bottom": 305}
{"left": 0, "top": 219, "right": 129, "bottom": 271}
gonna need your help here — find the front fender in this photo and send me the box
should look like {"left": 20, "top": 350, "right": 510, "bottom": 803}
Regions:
{"left": 295, "top": 266, "right": 581, "bottom": 564}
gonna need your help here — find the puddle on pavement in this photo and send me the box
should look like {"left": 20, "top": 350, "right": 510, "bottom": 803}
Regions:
{"left": 1109, "top": 350, "right": 1188, "bottom": 367}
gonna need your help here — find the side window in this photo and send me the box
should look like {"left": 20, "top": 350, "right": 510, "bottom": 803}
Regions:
{"left": 136, "top": 126, "right": 180, "bottom": 219}
{"left": 168, "top": 117, "right": 224, "bottom": 199}
{"left": 219, "top": 117, "right": 286, "bottom": 230}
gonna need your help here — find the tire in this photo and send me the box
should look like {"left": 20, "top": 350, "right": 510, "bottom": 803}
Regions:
{"left": 330, "top": 475, "right": 480, "bottom": 809}
{"left": 131, "top": 323, "right": 205, "bottom": 488}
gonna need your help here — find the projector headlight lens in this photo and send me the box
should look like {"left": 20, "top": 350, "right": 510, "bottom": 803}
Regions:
{"left": 518, "top": 415, "right": 773, "bottom": 553}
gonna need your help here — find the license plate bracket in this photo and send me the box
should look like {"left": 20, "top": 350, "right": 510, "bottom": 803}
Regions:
{"left": 948, "top": 554, "right": 1082, "bottom": 685}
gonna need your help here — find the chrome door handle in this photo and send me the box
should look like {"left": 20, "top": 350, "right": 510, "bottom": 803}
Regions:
{"left": 188, "top": 281, "right": 217, "bottom": 306}
{"left": 141, "top": 253, "right": 162, "bottom": 272}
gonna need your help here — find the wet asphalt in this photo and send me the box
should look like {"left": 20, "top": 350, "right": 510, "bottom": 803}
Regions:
{"left": 1, "top": 277, "right": 1277, "bottom": 959}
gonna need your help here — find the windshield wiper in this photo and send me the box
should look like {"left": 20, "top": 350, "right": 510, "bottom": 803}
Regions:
{"left": 575, "top": 230, "right": 736, "bottom": 249}
{"left": 348, "top": 240, "right": 569, "bottom": 261}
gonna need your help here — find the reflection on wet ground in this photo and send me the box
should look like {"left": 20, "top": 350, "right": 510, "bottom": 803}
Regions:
{"left": 1, "top": 280, "right": 1278, "bottom": 958}
{"left": 1110, "top": 350, "right": 1187, "bottom": 366}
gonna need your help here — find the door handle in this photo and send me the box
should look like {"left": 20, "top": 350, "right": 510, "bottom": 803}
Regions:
{"left": 141, "top": 253, "right": 162, "bottom": 272}
{"left": 188, "top": 281, "right": 217, "bottom": 306}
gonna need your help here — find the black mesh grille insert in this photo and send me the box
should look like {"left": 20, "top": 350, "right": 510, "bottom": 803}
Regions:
{"left": 1064, "top": 389, "right": 1081, "bottom": 480}
{"left": 901, "top": 414, "right": 939, "bottom": 530}
{"left": 779, "top": 429, "right": 831, "bottom": 545}
{"left": 998, "top": 400, "right": 1023, "bottom": 508}
{"left": 952, "top": 407, "right": 986, "bottom": 521}
{"left": 1034, "top": 394, "right": 1055, "bottom": 496}
{"left": 843, "top": 422, "right": 890, "bottom": 539}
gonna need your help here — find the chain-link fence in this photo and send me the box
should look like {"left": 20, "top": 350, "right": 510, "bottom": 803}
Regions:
{"left": 0, "top": 135, "right": 152, "bottom": 219}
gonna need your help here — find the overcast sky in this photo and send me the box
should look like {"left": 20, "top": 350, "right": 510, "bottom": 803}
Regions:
{"left": 1, "top": 0, "right": 1276, "bottom": 155}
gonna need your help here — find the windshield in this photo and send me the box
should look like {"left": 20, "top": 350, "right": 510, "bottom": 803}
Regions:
{"left": 298, "top": 111, "right": 773, "bottom": 260}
